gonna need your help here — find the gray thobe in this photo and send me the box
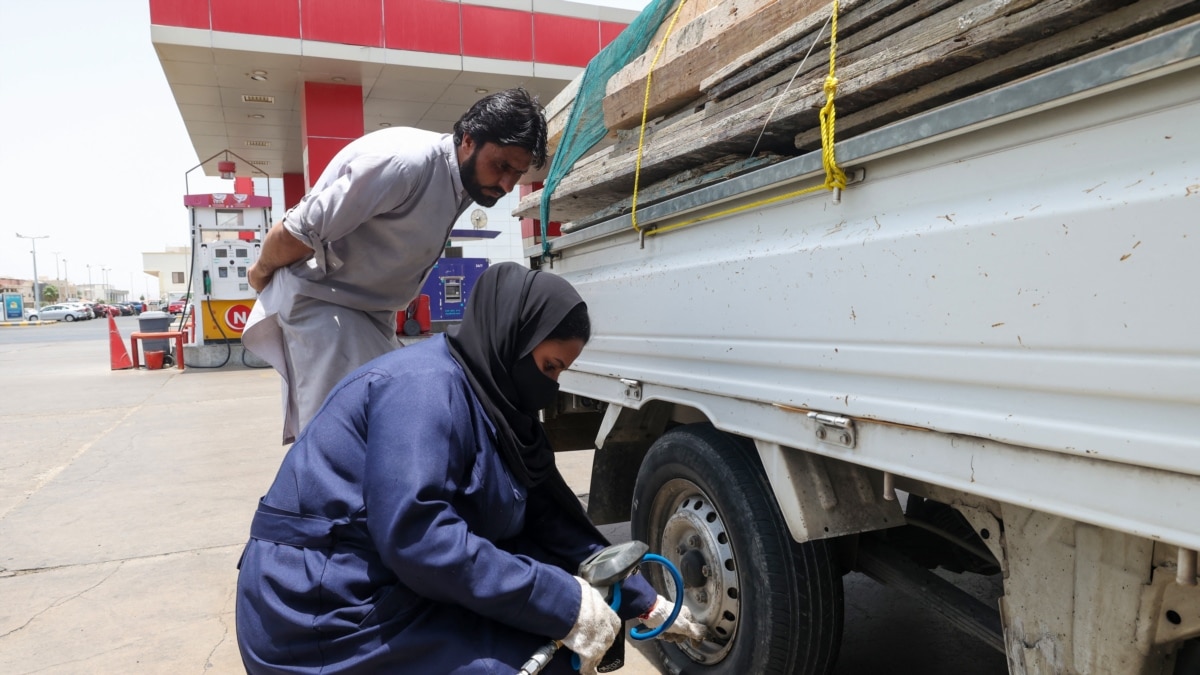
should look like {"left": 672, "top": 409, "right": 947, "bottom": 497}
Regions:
{"left": 242, "top": 128, "right": 472, "bottom": 443}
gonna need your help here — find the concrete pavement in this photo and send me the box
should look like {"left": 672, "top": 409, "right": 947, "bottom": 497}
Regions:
{"left": 0, "top": 320, "right": 663, "bottom": 674}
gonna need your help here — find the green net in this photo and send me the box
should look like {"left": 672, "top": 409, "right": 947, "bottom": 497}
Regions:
{"left": 538, "top": 0, "right": 678, "bottom": 257}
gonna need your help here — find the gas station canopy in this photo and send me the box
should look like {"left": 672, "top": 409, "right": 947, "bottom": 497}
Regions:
{"left": 149, "top": 0, "right": 638, "bottom": 183}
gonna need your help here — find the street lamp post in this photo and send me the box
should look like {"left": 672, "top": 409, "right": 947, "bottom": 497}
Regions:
{"left": 102, "top": 267, "right": 111, "bottom": 302}
{"left": 63, "top": 258, "right": 70, "bottom": 299}
{"left": 86, "top": 264, "right": 93, "bottom": 300}
{"left": 15, "top": 233, "right": 49, "bottom": 312}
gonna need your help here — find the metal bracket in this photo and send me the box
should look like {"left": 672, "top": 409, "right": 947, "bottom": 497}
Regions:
{"left": 620, "top": 378, "right": 642, "bottom": 401}
{"left": 808, "top": 411, "right": 856, "bottom": 448}
{"left": 831, "top": 168, "right": 867, "bottom": 205}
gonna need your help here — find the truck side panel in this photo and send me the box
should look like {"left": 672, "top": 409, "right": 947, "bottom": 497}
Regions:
{"left": 551, "top": 60, "right": 1200, "bottom": 551}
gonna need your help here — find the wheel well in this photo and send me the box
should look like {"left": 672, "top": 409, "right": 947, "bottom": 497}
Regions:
{"left": 581, "top": 400, "right": 715, "bottom": 525}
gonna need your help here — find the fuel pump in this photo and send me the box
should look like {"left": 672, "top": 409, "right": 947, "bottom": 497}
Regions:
{"left": 183, "top": 171, "right": 271, "bottom": 347}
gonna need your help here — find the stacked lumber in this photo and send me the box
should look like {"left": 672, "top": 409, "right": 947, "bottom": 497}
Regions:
{"left": 520, "top": 0, "right": 1200, "bottom": 228}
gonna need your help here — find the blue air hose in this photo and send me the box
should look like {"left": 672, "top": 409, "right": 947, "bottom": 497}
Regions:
{"left": 629, "top": 553, "right": 685, "bottom": 640}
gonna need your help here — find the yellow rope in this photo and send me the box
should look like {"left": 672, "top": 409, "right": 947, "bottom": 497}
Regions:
{"left": 631, "top": 0, "right": 688, "bottom": 233}
{"left": 642, "top": 0, "right": 846, "bottom": 238}
{"left": 818, "top": 0, "right": 847, "bottom": 192}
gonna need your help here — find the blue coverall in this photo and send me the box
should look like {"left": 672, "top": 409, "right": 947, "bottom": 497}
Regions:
{"left": 236, "top": 335, "right": 655, "bottom": 673}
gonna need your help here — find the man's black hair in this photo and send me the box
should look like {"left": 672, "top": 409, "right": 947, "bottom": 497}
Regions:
{"left": 547, "top": 302, "right": 591, "bottom": 344}
{"left": 453, "top": 87, "right": 548, "bottom": 169}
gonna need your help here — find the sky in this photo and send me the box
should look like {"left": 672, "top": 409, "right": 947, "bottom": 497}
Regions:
{"left": 0, "top": 0, "right": 214, "bottom": 300}
{"left": 0, "top": 0, "right": 650, "bottom": 301}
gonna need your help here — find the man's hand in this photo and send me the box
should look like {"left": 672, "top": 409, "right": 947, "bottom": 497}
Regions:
{"left": 640, "top": 594, "right": 709, "bottom": 644}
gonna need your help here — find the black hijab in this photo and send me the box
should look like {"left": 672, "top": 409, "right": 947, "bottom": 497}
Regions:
{"left": 446, "top": 262, "right": 597, "bottom": 529}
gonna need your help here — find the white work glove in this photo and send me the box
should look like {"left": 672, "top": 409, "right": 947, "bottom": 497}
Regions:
{"left": 562, "top": 576, "right": 622, "bottom": 675}
{"left": 640, "top": 594, "right": 709, "bottom": 644}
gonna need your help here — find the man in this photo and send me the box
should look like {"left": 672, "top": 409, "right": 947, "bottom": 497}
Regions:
{"left": 242, "top": 87, "right": 548, "bottom": 443}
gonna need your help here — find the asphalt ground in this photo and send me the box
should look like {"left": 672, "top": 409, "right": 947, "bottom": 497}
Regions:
{"left": 0, "top": 316, "right": 1008, "bottom": 674}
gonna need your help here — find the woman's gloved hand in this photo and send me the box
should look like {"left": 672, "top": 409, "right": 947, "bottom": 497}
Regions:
{"left": 640, "top": 594, "right": 709, "bottom": 644}
{"left": 562, "top": 576, "right": 622, "bottom": 675}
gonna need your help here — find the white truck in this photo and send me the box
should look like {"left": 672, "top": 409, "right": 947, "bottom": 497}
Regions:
{"left": 529, "top": 13, "right": 1200, "bottom": 675}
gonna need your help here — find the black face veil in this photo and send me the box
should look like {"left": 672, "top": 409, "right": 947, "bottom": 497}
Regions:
{"left": 446, "top": 262, "right": 600, "bottom": 530}
{"left": 445, "top": 262, "right": 583, "bottom": 479}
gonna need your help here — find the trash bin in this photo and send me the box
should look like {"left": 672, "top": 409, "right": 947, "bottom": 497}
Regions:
{"left": 137, "top": 311, "right": 174, "bottom": 354}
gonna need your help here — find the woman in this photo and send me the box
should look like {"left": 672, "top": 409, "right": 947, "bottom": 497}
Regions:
{"left": 236, "top": 262, "right": 704, "bottom": 674}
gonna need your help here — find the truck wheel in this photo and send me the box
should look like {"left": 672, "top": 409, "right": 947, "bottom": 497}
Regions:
{"left": 1175, "top": 638, "right": 1200, "bottom": 674}
{"left": 631, "top": 423, "right": 843, "bottom": 674}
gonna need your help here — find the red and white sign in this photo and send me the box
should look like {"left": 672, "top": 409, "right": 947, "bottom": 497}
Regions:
{"left": 225, "top": 304, "right": 253, "bottom": 332}
{"left": 183, "top": 193, "right": 272, "bottom": 208}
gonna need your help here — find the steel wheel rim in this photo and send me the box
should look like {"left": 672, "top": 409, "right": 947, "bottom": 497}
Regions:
{"left": 651, "top": 477, "right": 740, "bottom": 664}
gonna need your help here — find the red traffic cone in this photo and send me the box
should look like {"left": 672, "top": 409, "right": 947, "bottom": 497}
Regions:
{"left": 109, "top": 314, "right": 133, "bottom": 370}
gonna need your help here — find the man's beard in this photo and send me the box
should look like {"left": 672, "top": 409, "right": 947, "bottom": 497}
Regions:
{"left": 461, "top": 150, "right": 501, "bottom": 207}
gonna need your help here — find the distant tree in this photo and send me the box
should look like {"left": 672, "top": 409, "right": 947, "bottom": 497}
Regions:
{"left": 41, "top": 285, "right": 59, "bottom": 303}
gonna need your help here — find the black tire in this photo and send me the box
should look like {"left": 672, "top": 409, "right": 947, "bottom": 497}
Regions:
{"left": 1175, "top": 638, "right": 1200, "bottom": 675}
{"left": 631, "top": 423, "right": 843, "bottom": 674}
{"left": 64, "top": 314, "right": 75, "bottom": 322}
{"left": 28, "top": 315, "right": 37, "bottom": 321}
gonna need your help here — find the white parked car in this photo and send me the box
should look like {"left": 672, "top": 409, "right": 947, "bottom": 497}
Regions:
{"left": 62, "top": 302, "right": 95, "bottom": 319}
{"left": 26, "top": 304, "right": 88, "bottom": 322}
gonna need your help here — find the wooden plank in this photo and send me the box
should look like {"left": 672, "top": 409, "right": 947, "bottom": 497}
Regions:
{"left": 601, "top": 0, "right": 829, "bottom": 131}
{"left": 793, "top": 0, "right": 1200, "bottom": 149}
{"left": 520, "top": 153, "right": 784, "bottom": 229}
{"left": 704, "top": 0, "right": 960, "bottom": 102}
{"left": 545, "top": 0, "right": 722, "bottom": 154}
{"left": 533, "top": 0, "right": 1144, "bottom": 224}
{"left": 544, "top": 74, "right": 582, "bottom": 156}
{"left": 776, "top": 0, "right": 1121, "bottom": 129}
{"left": 643, "top": 0, "right": 723, "bottom": 47}
{"left": 541, "top": 1, "right": 729, "bottom": 167}
{"left": 546, "top": 0, "right": 950, "bottom": 172}
{"left": 581, "top": 0, "right": 1039, "bottom": 196}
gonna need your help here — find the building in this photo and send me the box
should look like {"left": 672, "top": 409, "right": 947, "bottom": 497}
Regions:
{"left": 0, "top": 276, "right": 84, "bottom": 306}
{"left": 0, "top": 278, "right": 36, "bottom": 307}
{"left": 142, "top": 246, "right": 193, "bottom": 304}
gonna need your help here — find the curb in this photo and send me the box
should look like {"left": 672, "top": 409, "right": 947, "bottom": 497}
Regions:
{"left": 0, "top": 320, "right": 57, "bottom": 327}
